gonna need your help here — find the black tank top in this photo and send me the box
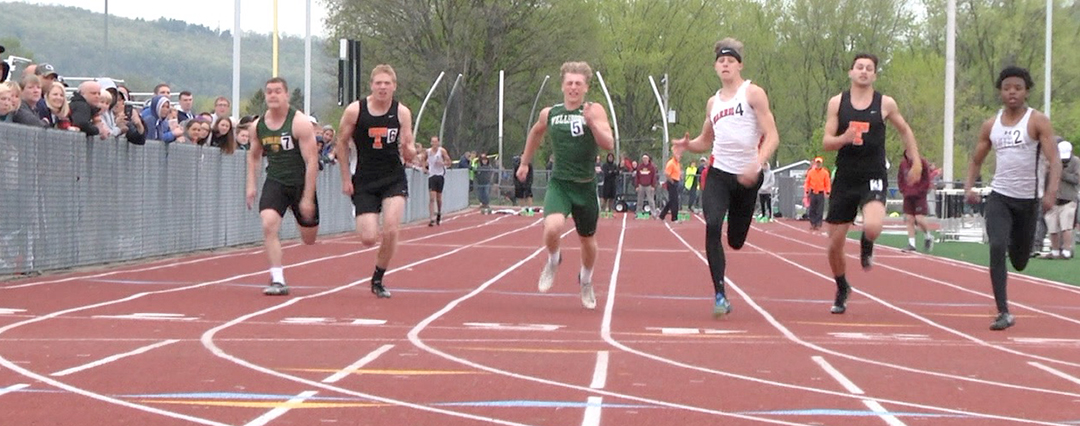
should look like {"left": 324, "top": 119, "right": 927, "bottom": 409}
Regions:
{"left": 353, "top": 98, "right": 404, "bottom": 181}
{"left": 835, "top": 91, "right": 887, "bottom": 181}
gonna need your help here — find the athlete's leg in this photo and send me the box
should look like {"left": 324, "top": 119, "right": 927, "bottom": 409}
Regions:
{"left": 701, "top": 171, "right": 731, "bottom": 296}
{"left": 261, "top": 210, "right": 284, "bottom": 270}
{"left": 727, "top": 180, "right": 761, "bottom": 249}
{"left": 983, "top": 193, "right": 1012, "bottom": 314}
{"left": 378, "top": 196, "right": 406, "bottom": 270}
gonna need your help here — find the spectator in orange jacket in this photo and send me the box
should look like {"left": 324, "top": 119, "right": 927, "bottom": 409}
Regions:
{"left": 804, "top": 156, "right": 831, "bottom": 231}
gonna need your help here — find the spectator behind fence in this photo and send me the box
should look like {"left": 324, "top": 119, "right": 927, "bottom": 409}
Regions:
{"left": 0, "top": 83, "right": 15, "bottom": 121}
{"left": 210, "top": 115, "right": 237, "bottom": 154}
{"left": 476, "top": 153, "right": 495, "bottom": 211}
{"left": 758, "top": 161, "right": 775, "bottom": 220}
{"left": 115, "top": 85, "right": 146, "bottom": 145}
{"left": 635, "top": 154, "right": 658, "bottom": 216}
{"left": 600, "top": 153, "right": 619, "bottom": 212}
{"left": 684, "top": 157, "right": 704, "bottom": 212}
{"left": 176, "top": 91, "right": 195, "bottom": 122}
{"left": 658, "top": 148, "right": 683, "bottom": 222}
{"left": 70, "top": 81, "right": 104, "bottom": 137}
{"left": 1, "top": 81, "right": 44, "bottom": 127}
{"left": 1042, "top": 140, "right": 1078, "bottom": 260}
{"left": 179, "top": 117, "right": 211, "bottom": 145}
{"left": 97, "top": 90, "right": 118, "bottom": 137}
{"left": 38, "top": 82, "right": 71, "bottom": 130}
{"left": 18, "top": 75, "right": 46, "bottom": 127}
{"left": 142, "top": 95, "right": 178, "bottom": 143}
{"left": 804, "top": 156, "right": 831, "bottom": 231}
{"left": 211, "top": 96, "right": 232, "bottom": 123}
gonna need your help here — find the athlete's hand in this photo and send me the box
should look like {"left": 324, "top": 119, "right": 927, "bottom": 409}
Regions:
{"left": 299, "top": 198, "right": 316, "bottom": 221}
{"left": 905, "top": 162, "right": 922, "bottom": 186}
{"left": 516, "top": 163, "right": 529, "bottom": 183}
{"left": 582, "top": 102, "right": 600, "bottom": 126}
{"left": 246, "top": 187, "right": 256, "bottom": 210}
{"left": 841, "top": 125, "right": 860, "bottom": 144}
{"left": 964, "top": 187, "right": 980, "bottom": 205}
{"left": 672, "top": 132, "right": 690, "bottom": 149}
{"left": 737, "top": 162, "right": 761, "bottom": 188}
{"left": 342, "top": 180, "right": 354, "bottom": 197}
{"left": 1041, "top": 192, "right": 1055, "bottom": 212}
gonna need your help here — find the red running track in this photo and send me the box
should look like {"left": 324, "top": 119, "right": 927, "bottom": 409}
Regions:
{"left": 2, "top": 210, "right": 1079, "bottom": 425}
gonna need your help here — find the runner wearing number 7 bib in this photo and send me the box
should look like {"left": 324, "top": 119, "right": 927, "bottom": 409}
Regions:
{"left": 821, "top": 53, "right": 924, "bottom": 314}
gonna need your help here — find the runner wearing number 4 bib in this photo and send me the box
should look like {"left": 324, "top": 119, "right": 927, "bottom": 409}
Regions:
{"left": 821, "top": 53, "right": 924, "bottom": 315}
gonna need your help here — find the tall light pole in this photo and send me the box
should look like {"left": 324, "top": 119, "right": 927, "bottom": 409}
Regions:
{"left": 943, "top": 0, "right": 956, "bottom": 186}
{"left": 104, "top": 0, "right": 109, "bottom": 73}
{"left": 232, "top": 0, "right": 241, "bottom": 118}
{"left": 304, "top": 0, "right": 312, "bottom": 113}
{"left": 272, "top": 0, "right": 279, "bottom": 77}
{"left": 1044, "top": 0, "right": 1052, "bottom": 117}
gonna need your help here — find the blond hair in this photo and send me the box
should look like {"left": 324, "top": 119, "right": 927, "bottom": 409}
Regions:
{"left": 46, "top": 82, "right": 70, "bottom": 117}
{"left": 371, "top": 64, "right": 397, "bottom": 83}
{"left": 560, "top": 62, "right": 593, "bottom": 83}
{"left": 714, "top": 38, "right": 744, "bottom": 58}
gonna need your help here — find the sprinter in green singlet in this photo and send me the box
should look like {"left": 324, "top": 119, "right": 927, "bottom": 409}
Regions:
{"left": 517, "top": 61, "right": 615, "bottom": 309}
{"left": 245, "top": 77, "right": 321, "bottom": 296}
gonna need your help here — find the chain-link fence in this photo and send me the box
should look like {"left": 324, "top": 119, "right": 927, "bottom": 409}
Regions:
{"left": 0, "top": 123, "right": 467, "bottom": 276}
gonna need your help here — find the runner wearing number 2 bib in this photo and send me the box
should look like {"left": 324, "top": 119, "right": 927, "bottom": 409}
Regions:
{"left": 821, "top": 53, "right": 924, "bottom": 315}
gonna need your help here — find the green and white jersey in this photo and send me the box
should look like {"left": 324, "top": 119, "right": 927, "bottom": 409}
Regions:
{"left": 547, "top": 103, "right": 598, "bottom": 183}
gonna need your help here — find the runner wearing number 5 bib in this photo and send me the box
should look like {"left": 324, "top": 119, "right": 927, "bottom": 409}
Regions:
{"left": 821, "top": 53, "right": 924, "bottom": 315}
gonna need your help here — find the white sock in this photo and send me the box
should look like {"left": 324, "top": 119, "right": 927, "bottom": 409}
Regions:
{"left": 925, "top": 232, "right": 934, "bottom": 241}
{"left": 908, "top": 237, "right": 916, "bottom": 247}
{"left": 1051, "top": 250, "right": 1061, "bottom": 257}
{"left": 1064, "top": 250, "right": 1073, "bottom": 258}
{"left": 270, "top": 267, "right": 285, "bottom": 284}
{"left": 580, "top": 266, "right": 593, "bottom": 284}
{"left": 548, "top": 250, "right": 560, "bottom": 266}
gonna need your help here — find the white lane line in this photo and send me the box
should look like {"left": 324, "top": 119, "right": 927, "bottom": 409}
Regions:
{"left": 582, "top": 351, "right": 609, "bottom": 426}
{"left": 243, "top": 390, "right": 319, "bottom": 426}
{"left": 589, "top": 351, "right": 609, "bottom": 389}
{"left": 581, "top": 396, "right": 603, "bottom": 426}
{"left": 811, "top": 356, "right": 863, "bottom": 394}
{"left": 204, "top": 218, "right": 545, "bottom": 426}
{"left": 812, "top": 356, "right": 907, "bottom": 425}
{"left": 51, "top": 340, "right": 180, "bottom": 377}
{"left": 0, "top": 215, "right": 506, "bottom": 426}
{"left": 242, "top": 344, "right": 396, "bottom": 426}
{"left": 757, "top": 223, "right": 1080, "bottom": 367}
{"left": 623, "top": 216, "right": 1071, "bottom": 425}
{"left": 0, "top": 383, "right": 29, "bottom": 397}
{"left": 1029, "top": 362, "right": 1080, "bottom": 386}
{"left": 862, "top": 400, "right": 908, "bottom": 426}
{"left": 323, "top": 344, "right": 395, "bottom": 384}
{"left": 405, "top": 214, "right": 808, "bottom": 425}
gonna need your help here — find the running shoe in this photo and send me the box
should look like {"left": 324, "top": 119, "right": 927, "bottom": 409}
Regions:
{"left": 712, "top": 293, "right": 732, "bottom": 318}
{"left": 990, "top": 312, "right": 1015, "bottom": 330}
{"left": 263, "top": 283, "right": 289, "bottom": 296}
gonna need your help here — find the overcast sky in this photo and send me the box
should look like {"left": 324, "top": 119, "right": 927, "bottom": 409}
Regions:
{"left": 15, "top": 0, "right": 331, "bottom": 37}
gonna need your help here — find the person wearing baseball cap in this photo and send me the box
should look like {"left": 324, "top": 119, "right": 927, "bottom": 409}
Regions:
{"left": 1043, "top": 139, "right": 1077, "bottom": 260}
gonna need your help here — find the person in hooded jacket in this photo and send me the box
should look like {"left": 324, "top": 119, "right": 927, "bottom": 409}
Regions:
{"left": 141, "top": 95, "right": 178, "bottom": 143}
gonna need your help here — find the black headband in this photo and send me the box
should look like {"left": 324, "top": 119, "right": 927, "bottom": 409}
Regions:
{"left": 716, "top": 48, "right": 742, "bottom": 63}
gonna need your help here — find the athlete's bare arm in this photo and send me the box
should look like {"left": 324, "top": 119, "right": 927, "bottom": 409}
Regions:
{"left": 964, "top": 118, "right": 995, "bottom": 204}
{"left": 336, "top": 101, "right": 360, "bottom": 196}
{"left": 519, "top": 108, "right": 550, "bottom": 182}
{"left": 882, "top": 95, "right": 922, "bottom": 184}
{"left": 441, "top": 147, "right": 452, "bottom": 168}
{"left": 822, "top": 94, "right": 858, "bottom": 151}
{"left": 245, "top": 119, "right": 264, "bottom": 209}
{"left": 1031, "top": 111, "right": 1062, "bottom": 211}
{"left": 584, "top": 102, "right": 615, "bottom": 151}
{"left": 292, "top": 111, "right": 320, "bottom": 216}
{"left": 747, "top": 84, "right": 779, "bottom": 165}
{"left": 397, "top": 103, "right": 417, "bottom": 164}
{"left": 674, "top": 96, "right": 716, "bottom": 154}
